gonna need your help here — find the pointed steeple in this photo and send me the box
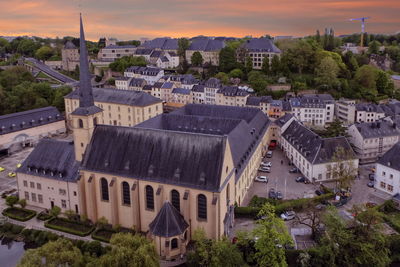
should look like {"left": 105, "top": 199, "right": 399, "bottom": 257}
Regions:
{"left": 78, "top": 14, "right": 94, "bottom": 108}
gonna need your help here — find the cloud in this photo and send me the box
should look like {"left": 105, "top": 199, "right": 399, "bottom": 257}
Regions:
{"left": 0, "top": 0, "right": 399, "bottom": 40}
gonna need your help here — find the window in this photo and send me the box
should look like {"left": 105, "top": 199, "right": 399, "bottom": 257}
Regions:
{"left": 171, "top": 190, "right": 180, "bottom": 211}
{"left": 73, "top": 191, "right": 77, "bottom": 196}
{"left": 146, "top": 185, "right": 154, "bottom": 210}
{"left": 30, "top": 182, "right": 35, "bottom": 188}
{"left": 382, "top": 171, "right": 386, "bottom": 176}
{"left": 388, "top": 185, "right": 394, "bottom": 192}
{"left": 31, "top": 193, "right": 37, "bottom": 202}
{"left": 380, "top": 182, "right": 386, "bottom": 189}
{"left": 197, "top": 194, "right": 207, "bottom": 220}
{"left": 61, "top": 200, "right": 67, "bottom": 208}
{"left": 93, "top": 117, "right": 98, "bottom": 126}
{"left": 24, "top": 191, "right": 29, "bottom": 200}
{"left": 38, "top": 194, "right": 43, "bottom": 203}
{"left": 78, "top": 119, "right": 83, "bottom": 128}
{"left": 36, "top": 183, "right": 41, "bottom": 190}
{"left": 122, "top": 182, "right": 131, "bottom": 205}
{"left": 101, "top": 178, "right": 109, "bottom": 201}
{"left": 171, "top": 238, "right": 178, "bottom": 249}
{"left": 23, "top": 180, "right": 27, "bottom": 187}
{"left": 59, "top": 189, "right": 66, "bottom": 196}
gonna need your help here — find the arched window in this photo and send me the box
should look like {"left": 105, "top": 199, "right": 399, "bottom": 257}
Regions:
{"left": 171, "top": 190, "right": 180, "bottom": 211}
{"left": 78, "top": 119, "right": 83, "bottom": 128}
{"left": 171, "top": 238, "right": 178, "bottom": 249}
{"left": 100, "top": 178, "right": 109, "bottom": 201}
{"left": 93, "top": 117, "right": 98, "bottom": 126}
{"left": 122, "top": 182, "right": 130, "bottom": 205}
{"left": 197, "top": 194, "right": 207, "bottom": 220}
{"left": 145, "top": 185, "right": 154, "bottom": 210}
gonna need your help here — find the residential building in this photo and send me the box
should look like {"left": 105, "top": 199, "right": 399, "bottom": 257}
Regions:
{"left": 141, "top": 37, "right": 179, "bottom": 53}
{"left": 246, "top": 96, "right": 272, "bottom": 114}
{"left": 204, "top": 78, "right": 222, "bottom": 104}
{"left": 282, "top": 120, "right": 358, "bottom": 183}
{"left": 216, "top": 86, "right": 249, "bottom": 107}
{"left": 115, "top": 77, "right": 131, "bottom": 90}
{"left": 186, "top": 39, "right": 225, "bottom": 66}
{"left": 355, "top": 103, "right": 385, "bottom": 123}
{"left": 160, "top": 82, "right": 174, "bottom": 103}
{"left": 124, "top": 66, "right": 164, "bottom": 85}
{"left": 347, "top": 120, "right": 400, "bottom": 164}
{"left": 97, "top": 45, "right": 137, "bottom": 62}
{"left": 128, "top": 78, "right": 147, "bottom": 91}
{"left": 335, "top": 98, "right": 356, "bottom": 125}
{"left": 170, "top": 88, "right": 192, "bottom": 105}
{"left": 61, "top": 41, "right": 79, "bottom": 71}
{"left": 156, "top": 52, "right": 179, "bottom": 69}
{"left": 192, "top": 84, "right": 205, "bottom": 104}
{"left": 237, "top": 38, "right": 281, "bottom": 69}
{"left": 375, "top": 142, "right": 400, "bottom": 195}
{"left": 134, "top": 48, "right": 153, "bottom": 62}
{"left": 0, "top": 107, "right": 66, "bottom": 155}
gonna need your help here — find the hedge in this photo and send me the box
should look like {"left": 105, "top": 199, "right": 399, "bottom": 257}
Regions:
{"left": 383, "top": 214, "right": 400, "bottom": 234}
{"left": 37, "top": 212, "right": 53, "bottom": 221}
{"left": 91, "top": 228, "right": 116, "bottom": 243}
{"left": 2, "top": 207, "right": 37, "bottom": 222}
{"left": 45, "top": 217, "right": 94, "bottom": 237}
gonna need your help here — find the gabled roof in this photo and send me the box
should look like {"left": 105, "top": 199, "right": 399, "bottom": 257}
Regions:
{"left": 103, "top": 44, "right": 136, "bottom": 49}
{"left": 172, "top": 88, "right": 190, "bottom": 95}
{"left": 246, "top": 96, "right": 273, "bottom": 106}
{"left": 192, "top": 84, "right": 205, "bottom": 93}
{"left": 242, "top": 38, "right": 281, "bottom": 53}
{"left": 355, "top": 103, "right": 385, "bottom": 113}
{"left": 354, "top": 120, "right": 400, "bottom": 139}
{"left": 275, "top": 113, "right": 294, "bottom": 128}
{"left": 149, "top": 201, "right": 189, "bottom": 237}
{"left": 188, "top": 39, "right": 225, "bottom": 51}
{"left": 378, "top": 142, "right": 400, "bottom": 172}
{"left": 17, "top": 139, "right": 79, "bottom": 182}
{"left": 129, "top": 78, "right": 146, "bottom": 87}
{"left": 205, "top": 78, "right": 221, "bottom": 88}
{"left": 64, "top": 40, "right": 76, "bottom": 49}
{"left": 65, "top": 87, "right": 162, "bottom": 107}
{"left": 217, "top": 86, "right": 249, "bottom": 97}
{"left": 142, "top": 38, "right": 178, "bottom": 50}
{"left": 0, "top": 107, "right": 63, "bottom": 135}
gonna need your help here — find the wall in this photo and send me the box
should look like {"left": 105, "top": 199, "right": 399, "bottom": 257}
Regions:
{"left": 375, "top": 163, "right": 400, "bottom": 195}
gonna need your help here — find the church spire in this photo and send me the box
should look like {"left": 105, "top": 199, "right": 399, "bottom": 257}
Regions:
{"left": 78, "top": 14, "right": 94, "bottom": 108}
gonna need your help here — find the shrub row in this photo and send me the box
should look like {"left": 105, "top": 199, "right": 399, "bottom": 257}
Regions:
{"left": 0, "top": 222, "right": 24, "bottom": 235}
{"left": 37, "top": 212, "right": 53, "bottom": 221}
{"left": 2, "top": 207, "right": 37, "bottom": 222}
{"left": 383, "top": 214, "right": 400, "bottom": 234}
{"left": 45, "top": 218, "right": 94, "bottom": 237}
{"left": 91, "top": 228, "right": 117, "bottom": 243}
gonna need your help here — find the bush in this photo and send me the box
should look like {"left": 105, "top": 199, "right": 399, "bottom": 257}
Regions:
{"left": 234, "top": 206, "right": 261, "bottom": 218}
{"left": 91, "top": 228, "right": 116, "bottom": 243}
{"left": 45, "top": 217, "right": 94, "bottom": 237}
{"left": 249, "top": 195, "right": 279, "bottom": 208}
{"left": 10, "top": 224, "right": 24, "bottom": 235}
{"left": 2, "top": 207, "right": 37, "bottom": 221}
{"left": 380, "top": 200, "right": 398, "bottom": 213}
{"left": 37, "top": 212, "right": 53, "bottom": 221}
{"left": 382, "top": 214, "right": 400, "bottom": 233}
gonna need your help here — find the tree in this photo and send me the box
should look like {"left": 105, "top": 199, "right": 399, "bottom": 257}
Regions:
{"left": 35, "top": 46, "right": 54, "bottom": 61}
{"left": 270, "top": 55, "right": 281, "bottom": 76}
{"left": 96, "top": 216, "right": 108, "bottom": 230}
{"left": 18, "top": 238, "right": 84, "bottom": 267}
{"left": 245, "top": 56, "right": 253, "bottom": 74}
{"left": 219, "top": 46, "right": 237, "bottom": 73}
{"left": 95, "top": 233, "right": 158, "bottom": 267}
{"left": 215, "top": 72, "right": 229, "bottom": 85}
{"left": 316, "top": 30, "right": 321, "bottom": 44}
{"left": 322, "top": 119, "right": 347, "bottom": 137}
{"left": 315, "top": 57, "right": 339, "bottom": 89}
{"left": 191, "top": 51, "right": 204, "bottom": 66}
{"left": 248, "top": 71, "right": 268, "bottom": 94}
{"left": 330, "top": 147, "right": 357, "bottom": 190}
{"left": 5, "top": 195, "right": 18, "bottom": 207}
{"left": 229, "top": 68, "right": 243, "bottom": 79}
{"left": 109, "top": 56, "right": 146, "bottom": 72}
{"left": 368, "top": 40, "right": 381, "bottom": 54}
{"left": 293, "top": 203, "right": 324, "bottom": 239}
{"left": 261, "top": 57, "right": 270, "bottom": 75}
{"left": 49, "top": 205, "right": 61, "bottom": 218}
{"left": 18, "top": 198, "right": 27, "bottom": 209}
{"left": 178, "top": 38, "right": 190, "bottom": 60}
{"left": 376, "top": 70, "right": 395, "bottom": 96}
{"left": 353, "top": 65, "right": 379, "bottom": 99}
{"left": 253, "top": 203, "right": 292, "bottom": 267}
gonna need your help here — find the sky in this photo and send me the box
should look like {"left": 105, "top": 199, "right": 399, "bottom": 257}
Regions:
{"left": 0, "top": 0, "right": 399, "bottom": 41}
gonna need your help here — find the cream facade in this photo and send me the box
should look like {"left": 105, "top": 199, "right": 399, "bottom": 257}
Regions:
{"left": 97, "top": 45, "right": 137, "bottom": 62}
{"left": 374, "top": 143, "right": 400, "bottom": 196}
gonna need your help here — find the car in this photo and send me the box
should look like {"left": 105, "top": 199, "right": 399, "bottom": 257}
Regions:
{"left": 8, "top": 172, "right": 16, "bottom": 178}
{"left": 258, "top": 167, "right": 271, "bottom": 173}
{"left": 16, "top": 163, "right": 22, "bottom": 168}
{"left": 276, "top": 191, "right": 283, "bottom": 200}
{"left": 268, "top": 188, "right": 276, "bottom": 199}
{"left": 261, "top": 161, "right": 272, "bottom": 167}
{"left": 255, "top": 176, "right": 269, "bottom": 183}
{"left": 0, "top": 166, "right": 4, "bottom": 172}
{"left": 315, "top": 189, "right": 325, "bottom": 196}
{"left": 367, "top": 181, "right": 374, "bottom": 188}
{"left": 289, "top": 167, "right": 299, "bottom": 173}
{"left": 266, "top": 151, "right": 273, "bottom": 158}
{"left": 368, "top": 173, "right": 375, "bottom": 181}
{"left": 280, "top": 211, "right": 296, "bottom": 221}
{"left": 295, "top": 176, "right": 305, "bottom": 183}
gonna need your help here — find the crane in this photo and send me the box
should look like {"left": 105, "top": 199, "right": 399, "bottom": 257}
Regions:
{"left": 349, "top": 17, "right": 370, "bottom": 47}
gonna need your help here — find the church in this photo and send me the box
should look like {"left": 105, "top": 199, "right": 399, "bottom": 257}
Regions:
{"left": 16, "top": 15, "right": 274, "bottom": 260}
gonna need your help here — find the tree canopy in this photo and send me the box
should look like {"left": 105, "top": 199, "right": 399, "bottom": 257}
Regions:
{"left": 191, "top": 51, "right": 204, "bottom": 67}
{"left": 109, "top": 56, "right": 146, "bottom": 72}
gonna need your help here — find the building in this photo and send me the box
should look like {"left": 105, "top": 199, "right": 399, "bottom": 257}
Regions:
{"left": 61, "top": 41, "right": 79, "bottom": 71}
{"left": 16, "top": 139, "right": 80, "bottom": 213}
{"left": 124, "top": 66, "right": 164, "bottom": 85}
{"left": 335, "top": 99, "right": 356, "bottom": 125}
{"left": 216, "top": 86, "right": 249, "bottom": 107}
{"left": 192, "top": 84, "right": 205, "bottom": 104}
{"left": 204, "top": 78, "right": 222, "bottom": 105}
{"left": 0, "top": 107, "right": 66, "bottom": 155}
{"left": 170, "top": 88, "right": 192, "bottom": 105}
{"left": 97, "top": 45, "right": 137, "bottom": 62}
{"left": 392, "top": 75, "right": 400, "bottom": 90}
{"left": 347, "top": 120, "right": 400, "bottom": 164}
{"left": 281, "top": 120, "right": 358, "bottom": 183}
{"left": 246, "top": 96, "right": 273, "bottom": 115}
{"left": 375, "top": 142, "right": 400, "bottom": 195}
{"left": 355, "top": 103, "right": 385, "bottom": 123}
{"left": 186, "top": 39, "right": 225, "bottom": 66}
{"left": 237, "top": 38, "right": 281, "bottom": 70}
{"left": 156, "top": 52, "right": 179, "bottom": 69}
{"left": 141, "top": 38, "right": 179, "bottom": 54}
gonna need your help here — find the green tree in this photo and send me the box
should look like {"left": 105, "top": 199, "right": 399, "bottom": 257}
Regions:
{"left": 215, "top": 72, "right": 229, "bottom": 84}
{"left": 96, "top": 216, "right": 108, "bottom": 230}
{"left": 261, "top": 57, "right": 270, "bottom": 75}
{"left": 109, "top": 56, "right": 146, "bottom": 72}
{"left": 95, "top": 233, "right": 158, "bottom": 267}
{"left": 18, "top": 198, "right": 27, "bottom": 209}
{"left": 253, "top": 203, "right": 292, "bottom": 267}
{"left": 248, "top": 71, "right": 268, "bottom": 94}
{"left": 5, "top": 195, "right": 18, "bottom": 207}
{"left": 191, "top": 51, "right": 204, "bottom": 66}
{"left": 18, "top": 238, "right": 84, "bottom": 267}
{"left": 353, "top": 65, "right": 379, "bottom": 99}
{"left": 178, "top": 38, "right": 190, "bottom": 59}
{"left": 368, "top": 40, "right": 381, "bottom": 54}
{"left": 16, "top": 38, "right": 40, "bottom": 56}
{"left": 35, "top": 46, "right": 54, "bottom": 61}
{"left": 229, "top": 68, "right": 244, "bottom": 79}
{"left": 245, "top": 56, "right": 253, "bottom": 74}
{"left": 315, "top": 57, "right": 339, "bottom": 89}
{"left": 323, "top": 119, "right": 347, "bottom": 137}
{"left": 52, "top": 86, "right": 72, "bottom": 112}
{"left": 270, "top": 55, "right": 281, "bottom": 76}
{"left": 330, "top": 147, "right": 357, "bottom": 189}
{"left": 376, "top": 71, "right": 395, "bottom": 96}
{"left": 219, "top": 46, "right": 237, "bottom": 73}
{"left": 49, "top": 205, "right": 61, "bottom": 218}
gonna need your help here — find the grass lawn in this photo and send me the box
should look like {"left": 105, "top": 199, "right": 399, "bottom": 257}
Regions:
{"left": 45, "top": 218, "right": 94, "bottom": 236}
{"left": 2, "top": 207, "right": 36, "bottom": 221}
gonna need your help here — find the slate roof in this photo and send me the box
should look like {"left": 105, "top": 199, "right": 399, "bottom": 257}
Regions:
{"left": 150, "top": 50, "right": 163, "bottom": 58}
{"left": 205, "top": 78, "right": 221, "bottom": 88}
{"left": 142, "top": 38, "right": 178, "bottom": 50}
{"left": 172, "top": 88, "right": 190, "bottom": 95}
{"left": 0, "top": 107, "right": 63, "bottom": 135}
{"left": 355, "top": 103, "right": 385, "bottom": 113}
{"left": 65, "top": 88, "right": 162, "bottom": 107}
{"left": 282, "top": 120, "right": 355, "bottom": 164}
{"left": 149, "top": 201, "right": 189, "bottom": 237}
{"left": 64, "top": 40, "right": 76, "bottom": 49}
{"left": 246, "top": 96, "right": 273, "bottom": 106}
{"left": 354, "top": 120, "right": 400, "bottom": 139}
{"left": 142, "top": 85, "right": 152, "bottom": 91}
{"left": 188, "top": 39, "right": 225, "bottom": 51}
{"left": 275, "top": 113, "right": 294, "bottom": 128}
{"left": 125, "top": 66, "right": 162, "bottom": 76}
{"left": 377, "top": 142, "right": 400, "bottom": 172}
{"left": 160, "top": 56, "right": 169, "bottom": 62}
{"left": 192, "top": 84, "right": 205, "bottom": 93}
{"left": 135, "top": 48, "right": 153, "bottom": 55}
{"left": 242, "top": 38, "right": 281, "bottom": 53}
{"left": 298, "top": 94, "right": 334, "bottom": 108}
{"left": 103, "top": 44, "right": 136, "bottom": 49}
{"left": 161, "top": 82, "right": 174, "bottom": 89}
{"left": 129, "top": 78, "right": 146, "bottom": 87}
{"left": 17, "top": 139, "right": 79, "bottom": 182}
{"left": 217, "top": 86, "right": 249, "bottom": 97}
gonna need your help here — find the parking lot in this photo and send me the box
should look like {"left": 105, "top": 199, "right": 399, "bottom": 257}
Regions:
{"left": 242, "top": 148, "right": 319, "bottom": 205}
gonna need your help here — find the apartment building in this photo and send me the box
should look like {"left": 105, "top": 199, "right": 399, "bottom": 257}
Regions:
{"left": 97, "top": 45, "right": 137, "bottom": 62}
{"left": 141, "top": 37, "right": 179, "bottom": 54}
{"left": 237, "top": 38, "right": 281, "bottom": 69}
{"left": 216, "top": 86, "right": 249, "bottom": 107}
{"left": 204, "top": 78, "right": 222, "bottom": 104}
{"left": 156, "top": 52, "right": 179, "bottom": 69}
{"left": 375, "top": 142, "right": 400, "bottom": 196}
{"left": 192, "top": 84, "right": 205, "bottom": 104}
{"left": 355, "top": 103, "right": 386, "bottom": 123}
{"left": 124, "top": 66, "right": 164, "bottom": 85}
{"left": 282, "top": 120, "right": 358, "bottom": 183}
{"left": 170, "top": 88, "right": 192, "bottom": 105}
{"left": 335, "top": 98, "right": 356, "bottom": 125}
{"left": 186, "top": 39, "right": 225, "bottom": 66}
{"left": 115, "top": 77, "right": 131, "bottom": 90}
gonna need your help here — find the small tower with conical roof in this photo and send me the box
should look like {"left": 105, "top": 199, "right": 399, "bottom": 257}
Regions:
{"left": 70, "top": 14, "right": 103, "bottom": 162}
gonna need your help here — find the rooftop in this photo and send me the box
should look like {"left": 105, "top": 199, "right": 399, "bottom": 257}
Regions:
{"left": 354, "top": 120, "right": 400, "bottom": 139}
{"left": 377, "top": 142, "right": 400, "bottom": 172}
{"left": 242, "top": 38, "right": 281, "bottom": 53}
{"left": 188, "top": 39, "right": 225, "bottom": 51}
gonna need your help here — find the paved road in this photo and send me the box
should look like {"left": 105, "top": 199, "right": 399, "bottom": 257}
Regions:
{"left": 25, "top": 58, "right": 77, "bottom": 84}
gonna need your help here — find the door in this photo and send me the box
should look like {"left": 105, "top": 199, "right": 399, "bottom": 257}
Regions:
{"left": 50, "top": 201, "right": 54, "bottom": 209}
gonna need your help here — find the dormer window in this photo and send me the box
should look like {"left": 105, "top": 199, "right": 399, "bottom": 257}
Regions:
{"left": 148, "top": 165, "right": 154, "bottom": 176}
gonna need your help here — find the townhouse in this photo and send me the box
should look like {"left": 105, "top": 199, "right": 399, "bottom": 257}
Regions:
{"left": 375, "top": 142, "right": 400, "bottom": 196}
{"left": 237, "top": 38, "right": 281, "bottom": 69}
{"left": 216, "top": 86, "right": 249, "bottom": 107}
{"left": 97, "top": 45, "right": 137, "bottom": 62}
{"left": 124, "top": 66, "right": 164, "bottom": 85}
{"left": 186, "top": 39, "right": 225, "bottom": 66}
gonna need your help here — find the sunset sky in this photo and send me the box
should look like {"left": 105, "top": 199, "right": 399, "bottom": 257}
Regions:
{"left": 0, "top": 0, "right": 399, "bottom": 41}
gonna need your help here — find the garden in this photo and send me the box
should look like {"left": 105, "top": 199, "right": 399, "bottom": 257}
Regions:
{"left": 45, "top": 217, "right": 95, "bottom": 237}
{"left": 2, "top": 207, "right": 36, "bottom": 222}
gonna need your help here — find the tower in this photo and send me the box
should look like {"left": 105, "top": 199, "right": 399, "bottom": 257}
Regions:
{"left": 70, "top": 14, "right": 103, "bottom": 162}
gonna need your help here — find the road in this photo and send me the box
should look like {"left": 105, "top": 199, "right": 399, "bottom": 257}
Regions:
{"left": 25, "top": 58, "right": 77, "bottom": 84}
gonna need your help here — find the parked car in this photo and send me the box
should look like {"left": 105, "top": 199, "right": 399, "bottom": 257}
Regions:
{"left": 276, "top": 191, "right": 283, "bottom": 200}
{"left": 8, "top": 172, "right": 16, "bottom": 178}
{"left": 295, "top": 176, "right": 305, "bottom": 183}
{"left": 255, "top": 176, "right": 269, "bottom": 183}
{"left": 268, "top": 140, "right": 277, "bottom": 150}
{"left": 367, "top": 181, "right": 374, "bottom": 188}
{"left": 266, "top": 151, "right": 273, "bottom": 158}
{"left": 0, "top": 166, "right": 4, "bottom": 172}
{"left": 315, "top": 189, "right": 325, "bottom": 196}
{"left": 261, "top": 161, "right": 272, "bottom": 167}
{"left": 368, "top": 173, "right": 375, "bottom": 181}
{"left": 280, "top": 211, "right": 296, "bottom": 221}
{"left": 16, "top": 163, "right": 22, "bottom": 168}
{"left": 258, "top": 167, "right": 271, "bottom": 173}
{"left": 289, "top": 167, "right": 298, "bottom": 173}
{"left": 268, "top": 188, "right": 276, "bottom": 199}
